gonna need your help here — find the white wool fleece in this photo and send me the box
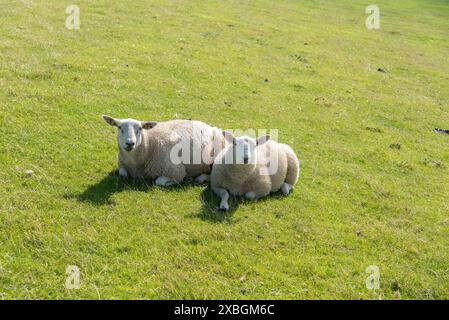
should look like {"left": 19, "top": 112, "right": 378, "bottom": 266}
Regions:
{"left": 211, "top": 137, "right": 299, "bottom": 200}
{"left": 104, "top": 117, "right": 225, "bottom": 182}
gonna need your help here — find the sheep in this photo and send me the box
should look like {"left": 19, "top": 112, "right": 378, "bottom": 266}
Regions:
{"left": 210, "top": 131, "right": 299, "bottom": 211}
{"left": 102, "top": 116, "right": 225, "bottom": 186}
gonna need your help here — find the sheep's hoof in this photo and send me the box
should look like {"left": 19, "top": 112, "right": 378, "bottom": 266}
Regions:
{"left": 118, "top": 168, "right": 129, "bottom": 178}
{"left": 194, "top": 174, "right": 210, "bottom": 184}
{"left": 281, "top": 183, "right": 293, "bottom": 196}
{"left": 244, "top": 192, "right": 257, "bottom": 200}
{"left": 155, "top": 176, "right": 176, "bottom": 187}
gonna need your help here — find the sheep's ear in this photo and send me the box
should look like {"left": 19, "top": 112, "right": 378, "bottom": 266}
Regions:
{"left": 222, "top": 130, "right": 234, "bottom": 143}
{"left": 256, "top": 135, "right": 270, "bottom": 145}
{"left": 102, "top": 115, "right": 119, "bottom": 127}
{"left": 141, "top": 121, "right": 157, "bottom": 129}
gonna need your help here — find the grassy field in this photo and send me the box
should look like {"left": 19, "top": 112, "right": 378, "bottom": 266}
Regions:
{"left": 1, "top": 0, "right": 448, "bottom": 299}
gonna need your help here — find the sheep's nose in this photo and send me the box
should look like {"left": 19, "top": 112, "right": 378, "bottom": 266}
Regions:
{"left": 126, "top": 141, "right": 135, "bottom": 147}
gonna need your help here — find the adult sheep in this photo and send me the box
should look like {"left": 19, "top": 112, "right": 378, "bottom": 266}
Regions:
{"left": 210, "top": 131, "right": 299, "bottom": 211}
{"left": 102, "top": 115, "right": 225, "bottom": 186}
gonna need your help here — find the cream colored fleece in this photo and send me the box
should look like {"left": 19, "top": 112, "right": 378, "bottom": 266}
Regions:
{"left": 118, "top": 120, "right": 225, "bottom": 181}
{"left": 211, "top": 140, "right": 299, "bottom": 199}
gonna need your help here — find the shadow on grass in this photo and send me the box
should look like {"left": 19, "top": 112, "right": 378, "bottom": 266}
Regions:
{"left": 67, "top": 170, "right": 188, "bottom": 206}
{"left": 193, "top": 187, "right": 291, "bottom": 223}
{"left": 72, "top": 170, "right": 240, "bottom": 222}
{"left": 68, "top": 170, "right": 290, "bottom": 223}
{"left": 192, "top": 186, "right": 239, "bottom": 223}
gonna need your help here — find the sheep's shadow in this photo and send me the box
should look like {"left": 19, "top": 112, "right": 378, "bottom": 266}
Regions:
{"left": 69, "top": 170, "right": 291, "bottom": 222}
{"left": 193, "top": 186, "right": 239, "bottom": 223}
{"left": 67, "top": 170, "right": 187, "bottom": 205}
{"left": 70, "top": 170, "right": 239, "bottom": 221}
{"left": 193, "top": 187, "right": 291, "bottom": 223}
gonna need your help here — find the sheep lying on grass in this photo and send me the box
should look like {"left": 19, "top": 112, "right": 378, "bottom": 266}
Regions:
{"left": 102, "top": 116, "right": 225, "bottom": 186}
{"left": 211, "top": 132, "right": 299, "bottom": 211}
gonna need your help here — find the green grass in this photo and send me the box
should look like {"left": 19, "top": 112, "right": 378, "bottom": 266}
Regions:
{"left": 1, "top": 0, "right": 448, "bottom": 299}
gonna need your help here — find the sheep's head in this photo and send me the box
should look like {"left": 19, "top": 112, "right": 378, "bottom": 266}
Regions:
{"left": 102, "top": 115, "right": 157, "bottom": 152}
{"left": 222, "top": 131, "right": 270, "bottom": 164}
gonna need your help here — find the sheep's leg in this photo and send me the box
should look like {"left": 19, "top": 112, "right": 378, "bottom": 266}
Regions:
{"left": 212, "top": 187, "right": 230, "bottom": 211}
{"left": 194, "top": 174, "right": 210, "bottom": 184}
{"left": 155, "top": 176, "right": 177, "bottom": 187}
{"left": 151, "top": 160, "right": 186, "bottom": 187}
{"left": 244, "top": 191, "right": 257, "bottom": 200}
{"left": 118, "top": 167, "right": 129, "bottom": 178}
{"left": 281, "top": 182, "right": 293, "bottom": 196}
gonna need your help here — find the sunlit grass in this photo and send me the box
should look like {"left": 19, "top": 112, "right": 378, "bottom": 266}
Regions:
{"left": 0, "top": 0, "right": 448, "bottom": 299}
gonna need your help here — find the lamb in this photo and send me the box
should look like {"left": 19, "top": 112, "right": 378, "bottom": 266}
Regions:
{"left": 210, "top": 131, "right": 299, "bottom": 211}
{"left": 102, "top": 116, "right": 225, "bottom": 186}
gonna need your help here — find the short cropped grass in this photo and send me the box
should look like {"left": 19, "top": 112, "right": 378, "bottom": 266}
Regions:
{"left": 0, "top": 0, "right": 448, "bottom": 299}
